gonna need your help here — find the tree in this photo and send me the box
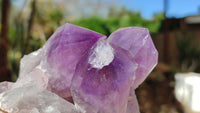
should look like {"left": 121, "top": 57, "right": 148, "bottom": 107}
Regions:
{"left": 23, "top": 0, "right": 36, "bottom": 54}
{"left": 0, "top": 0, "right": 10, "bottom": 81}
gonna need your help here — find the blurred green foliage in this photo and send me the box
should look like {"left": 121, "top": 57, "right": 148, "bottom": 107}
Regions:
{"left": 72, "top": 9, "right": 164, "bottom": 36}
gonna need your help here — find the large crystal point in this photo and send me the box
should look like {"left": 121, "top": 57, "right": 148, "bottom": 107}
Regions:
{"left": 43, "top": 24, "right": 104, "bottom": 99}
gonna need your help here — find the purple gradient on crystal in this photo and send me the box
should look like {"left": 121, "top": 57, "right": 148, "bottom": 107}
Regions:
{"left": 71, "top": 45, "right": 137, "bottom": 113}
{"left": 108, "top": 27, "right": 158, "bottom": 89}
{"left": 44, "top": 23, "right": 105, "bottom": 99}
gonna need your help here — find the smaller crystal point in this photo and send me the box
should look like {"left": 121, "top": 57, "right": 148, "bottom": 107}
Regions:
{"left": 88, "top": 39, "right": 114, "bottom": 69}
{"left": 0, "top": 82, "right": 13, "bottom": 94}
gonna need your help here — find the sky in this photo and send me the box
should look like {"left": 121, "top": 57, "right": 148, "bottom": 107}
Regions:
{"left": 13, "top": 0, "right": 200, "bottom": 20}
{"left": 121, "top": 0, "right": 200, "bottom": 19}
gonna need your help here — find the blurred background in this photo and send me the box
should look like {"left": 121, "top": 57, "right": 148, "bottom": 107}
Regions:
{"left": 1, "top": 0, "right": 200, "bottom": 113}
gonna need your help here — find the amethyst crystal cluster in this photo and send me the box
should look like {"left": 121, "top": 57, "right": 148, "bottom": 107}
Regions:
{"left": 0, "top": 23, "right": 158, "bottom": 113}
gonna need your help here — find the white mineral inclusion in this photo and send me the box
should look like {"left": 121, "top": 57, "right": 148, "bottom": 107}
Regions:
{"left": 88, "top": 39, "right": 114, "bottom": 69}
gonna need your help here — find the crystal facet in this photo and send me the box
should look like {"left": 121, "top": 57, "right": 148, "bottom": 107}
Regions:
{"left": 0, "top": 23, "right": 158, "bottom": 113}
{"left": 43, "top": 24, "right": 104, "bottom": 99}
{"left": 108, "top": 27, "right": 158, "bottom": 89}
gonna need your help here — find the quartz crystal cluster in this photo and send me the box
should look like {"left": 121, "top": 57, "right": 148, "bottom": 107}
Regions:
{"left": 0, "top": 23, "right": 158, "bottom": 113}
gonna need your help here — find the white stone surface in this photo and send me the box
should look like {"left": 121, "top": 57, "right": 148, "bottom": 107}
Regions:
{"left": 0, "top": 83, "right": 78, "bottom": 113}
{"left": 175, "top": 72, "right": 200, "bottom": 112}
